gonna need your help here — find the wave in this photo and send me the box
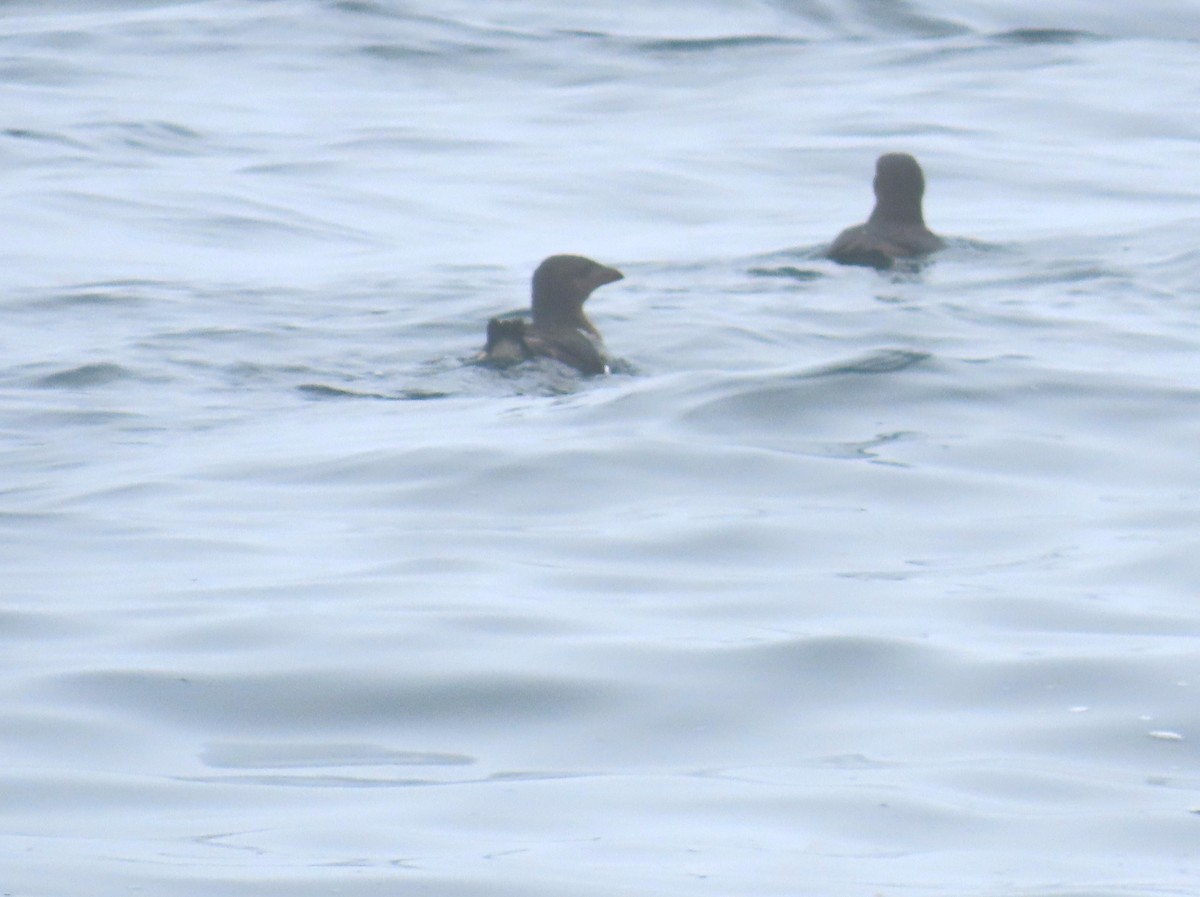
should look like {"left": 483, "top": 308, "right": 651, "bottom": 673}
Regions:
{"left": 34, "top": 362, "right": 136, "bottom": 388}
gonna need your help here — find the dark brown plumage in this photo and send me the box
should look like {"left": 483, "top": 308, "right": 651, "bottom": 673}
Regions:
{"left": 828, "top": 153, "right": 945, "bottom": 269}
{"left": 480, "top": 255, "right": 624, "bottom": 376}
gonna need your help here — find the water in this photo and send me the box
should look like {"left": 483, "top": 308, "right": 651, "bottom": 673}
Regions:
{"left": 2, "top": 2, "right": 1199, "bottom": 895}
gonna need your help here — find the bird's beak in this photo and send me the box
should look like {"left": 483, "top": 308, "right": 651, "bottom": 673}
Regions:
{"left": 591, "top": 265, "right": 624, "bottom": 289}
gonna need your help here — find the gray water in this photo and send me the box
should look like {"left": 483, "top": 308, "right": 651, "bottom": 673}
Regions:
{"left": 2, "top": 2, "right": 1199, "bottom": 896}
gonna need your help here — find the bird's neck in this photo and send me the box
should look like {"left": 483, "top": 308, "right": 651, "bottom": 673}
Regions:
{"left": 532, "top": 296, "right": 595, "bottom": 334}
{"left": 870, "top": 195, "right": 925, "bottom": 226}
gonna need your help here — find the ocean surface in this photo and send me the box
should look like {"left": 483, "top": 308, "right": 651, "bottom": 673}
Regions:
{"left": 2, "top": 2, "right": 1199, "bottom": 895}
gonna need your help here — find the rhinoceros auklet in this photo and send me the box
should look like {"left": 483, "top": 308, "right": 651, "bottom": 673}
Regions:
{"left": 828, "top": 153, "right": 945, "bottom": 270}
{"left": 479, "top": 255, "right": 624, "bottom": 376}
